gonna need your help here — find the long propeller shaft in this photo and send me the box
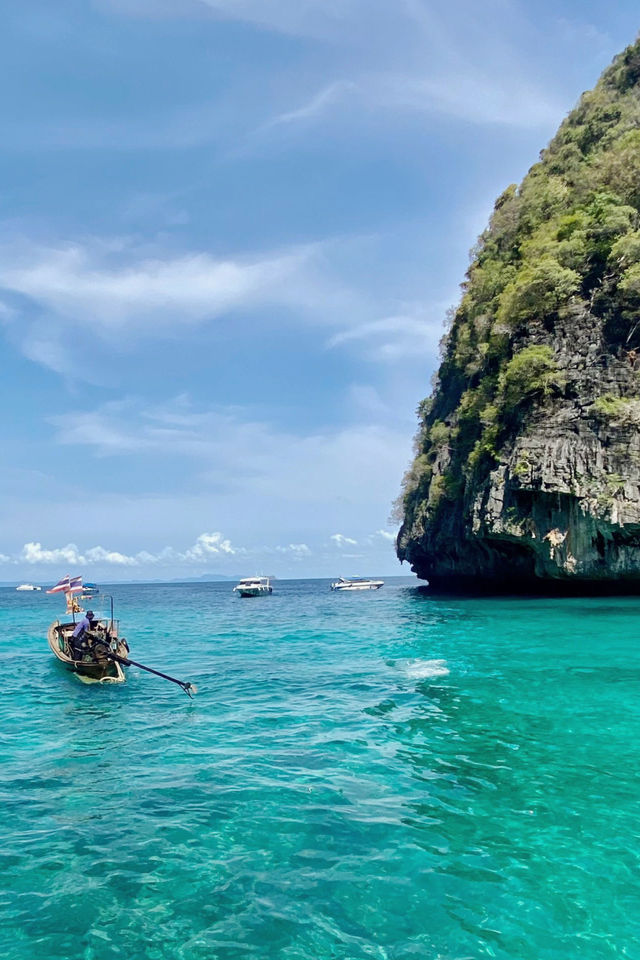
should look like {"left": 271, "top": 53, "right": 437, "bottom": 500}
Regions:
{"left": 107, "top": 651, "right": 197, "bottom": 697}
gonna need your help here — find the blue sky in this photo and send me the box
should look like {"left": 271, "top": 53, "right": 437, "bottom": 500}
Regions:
{"left": 0, "top": 0, "right": 638, "bottom": 582}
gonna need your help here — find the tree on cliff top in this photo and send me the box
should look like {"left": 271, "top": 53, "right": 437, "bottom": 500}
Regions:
{"left": 398, "top": 36, "right": 640, "bottom": 537}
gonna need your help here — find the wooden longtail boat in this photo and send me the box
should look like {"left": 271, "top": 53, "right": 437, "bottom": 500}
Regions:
{"left": 45, "top": 579, "right": 195, "bottom": 695}
{"left": 47, "top": 614, "right": 130, "bottom": 684}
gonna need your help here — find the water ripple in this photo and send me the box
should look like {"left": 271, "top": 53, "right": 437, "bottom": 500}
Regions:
{"left": 3, "top": 581, "right": 640, "bottom": 958}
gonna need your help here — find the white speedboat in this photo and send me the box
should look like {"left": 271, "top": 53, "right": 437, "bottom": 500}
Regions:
{"left": 16, "top": 583, "right": 42, "bottom": 591}
{"left": 233, "top": 577, "right": 273, "bottom": 598}
{"left": 330, "top": 577, "right": 384, "bottom": 591}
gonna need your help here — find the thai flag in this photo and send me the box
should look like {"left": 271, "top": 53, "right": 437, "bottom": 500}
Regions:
{"left": 46, "top": 575, "right": 71, "bottom": 594}
{"left": 68, "top": 576, "right": 84, "bottom": 594}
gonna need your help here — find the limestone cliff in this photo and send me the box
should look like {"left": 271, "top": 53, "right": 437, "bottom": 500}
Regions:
{"left": 397, "top": 38, "right": 640, "bottom": 590}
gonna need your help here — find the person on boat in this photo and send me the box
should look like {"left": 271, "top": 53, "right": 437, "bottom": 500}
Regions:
{"left": 70, "top": 610, "right": 94, "bottom": 659}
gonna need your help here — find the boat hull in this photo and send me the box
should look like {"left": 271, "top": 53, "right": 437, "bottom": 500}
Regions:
{"left": 233, "top": 578, "right": 273, "bottom": 597}
{"left": 47, "top": 620, "right": 127, "bottom": 684}
{"left": 332, "top": 584, "right": 383, "bottom": 590}
{"left": 330, "top": 580, "right": 384, "bottom": 591}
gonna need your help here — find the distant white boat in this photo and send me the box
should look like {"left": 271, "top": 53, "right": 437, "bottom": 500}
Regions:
{"left": 16, "top": 584, "right": 42, "bottom": 592}
{"left": 233, "top": 577, "right": 273, "bottom": 598}
{"left": 330, "top": 577, "right": 384, "bottom": 591}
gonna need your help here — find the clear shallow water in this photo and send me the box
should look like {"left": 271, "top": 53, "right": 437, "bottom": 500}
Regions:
{"left": 3, "top": 578, "right": 640, "bottom": 960}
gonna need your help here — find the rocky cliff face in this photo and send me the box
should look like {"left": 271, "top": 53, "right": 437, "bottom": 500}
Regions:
{"left": 397, "top": 38, "right": 640, "bottom": 590}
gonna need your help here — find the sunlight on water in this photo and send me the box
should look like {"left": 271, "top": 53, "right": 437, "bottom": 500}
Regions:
{"left": 2, "top": 579, "right": 640, "bottom": 959}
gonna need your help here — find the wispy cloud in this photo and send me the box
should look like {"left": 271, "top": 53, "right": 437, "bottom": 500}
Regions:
{"left": 259, "top": 81, "right": 357, "bottom": 131}
{"left": 371, "top": 72, "right": 563, "bottom": 130}
{"left": 0, "top": 236, "right": 364, "bottom": 374}
{"left": 257, "top": 70, "right": 563, "bottom": 136}
{"left": 0, "top": 240, "right": 324, "bottom": 328}
{"left": 555, "top": 17, "right": 613, "bottom": 55}
{"left": 47, "top": 394, "right": 412, "bottom": 519}
{"left": 346, "top": 384, "right": 389, "bottom": 417}
{"left": 0, "top": 232, "right": 449, "bottom": 375}
{"left": 327, "top": 312, "right": 442, "bottom": 361}
{"left": 101, "top": 0, "right": 565, "bottom": 137}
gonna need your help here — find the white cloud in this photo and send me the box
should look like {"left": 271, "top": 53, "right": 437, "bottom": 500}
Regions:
{"left": 331, "top": 533, "right": 357, "bottom": 547}
{"left": 21, "top": 541, "right": 145, "bottom": 566}
{"left": 275, "top": 543, "right": 311, "bottom": 555}
{"left": 9, "top": 521, "right": 403, "bottom": 577}
{"left": 13, "top": 533, "right": 315, "bottom": 571}
{"left": 374, "top": 529, "right": 396, "bottom": 542}
{"left": 22, "top": 541, "right": 85, "bottom": 565}
{"left": 182, "top": 532, "right": 238, "bottom": 559}
{"left": 18, "top": 531, "right": 240, "bottom": 567}
{"left": 85, "top": 546, "right": 141, "bottom": 565}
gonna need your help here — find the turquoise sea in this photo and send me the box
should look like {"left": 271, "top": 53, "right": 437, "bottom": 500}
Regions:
{"left": 3, "top": 577, "right": 640, "bottom": 959}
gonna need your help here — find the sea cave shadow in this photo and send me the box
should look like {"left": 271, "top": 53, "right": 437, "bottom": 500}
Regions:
{"left": 408, "top": 578, "right": 640, "bottom": 599}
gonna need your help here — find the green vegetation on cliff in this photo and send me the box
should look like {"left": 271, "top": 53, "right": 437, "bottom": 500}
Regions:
{"left": 399, "top": 37, "right": 640, "bottom": 534}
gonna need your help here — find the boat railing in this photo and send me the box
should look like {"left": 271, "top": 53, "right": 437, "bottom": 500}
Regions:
{"left": 69, "top": 593, "right": 116, "bottom": 633}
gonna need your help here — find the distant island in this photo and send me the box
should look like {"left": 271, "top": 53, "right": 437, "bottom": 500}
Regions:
{"left": 397, "top": 38, "right": 640, "bottom": 591}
